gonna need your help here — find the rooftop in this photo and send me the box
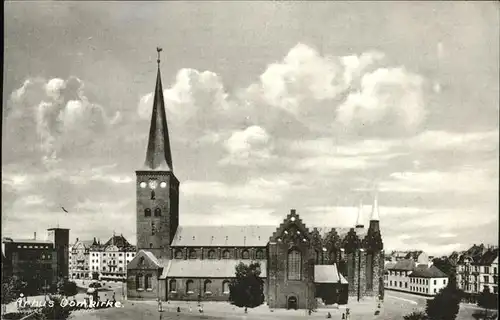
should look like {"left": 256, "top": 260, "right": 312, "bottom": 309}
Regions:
{"left": 161, "top": 259, "right": 267, "bottom": 279}
{"left": 409, "top": 265, "right": 448, "bottom": 278}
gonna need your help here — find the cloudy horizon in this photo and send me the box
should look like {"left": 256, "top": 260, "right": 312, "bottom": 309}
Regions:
{"left": 2, "top": 1, "right": 498, "bottom": 256}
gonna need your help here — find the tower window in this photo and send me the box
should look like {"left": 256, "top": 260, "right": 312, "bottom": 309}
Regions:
{"left": 145, "top": 209, "right": 151, "bottom": 217}
{"left": 175, "top": 250, "right": 183, "bottom": 259}
{"left": 154, "top": 208, "right": 161, "bottom": 217}
{"left": 256, "top": 249, "right": 264, "bottom": 259}
{"left": 189, "top": 249, "right": 197, "bottom": 259}
{"left": 151, "top": 190, "right": 156, "bottom": 200}
{"left": 222, "top": 250, "right": 230, "bottom": 259}
{"left": 149, "top": 243, "right": 153, "bottom": 249}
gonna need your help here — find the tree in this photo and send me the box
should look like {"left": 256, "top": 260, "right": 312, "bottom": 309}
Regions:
{"left": 229, "top": 262, "right": 265, "bottom": 309}
{"left": 58, "top": 280, "right": 78, "bottom": 297}
{"left": 404, "top": 311, "right": 428, "bottom": 320}
{"left": 477, "top": 287, "right": 498, "bottom": 318}
{"left": 1, "top": 276, "right": 27, "bottom": 313}
{"left": 426, "top": 285, "right": 463, "bottom": 320}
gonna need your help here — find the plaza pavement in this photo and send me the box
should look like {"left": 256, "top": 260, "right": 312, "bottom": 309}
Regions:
{"left": 2, "top": 282, "right": 493, "bottom": 320}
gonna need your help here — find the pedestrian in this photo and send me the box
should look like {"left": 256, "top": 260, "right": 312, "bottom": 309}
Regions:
{"left": 327, "top": 311, "right": 332, "bottom": 318}
{"left": 177, "top": 306, "right": 181, "bottom": 313}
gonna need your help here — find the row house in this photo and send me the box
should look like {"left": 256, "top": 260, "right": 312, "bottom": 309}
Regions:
{"left": 384, "top": 259, "right": 448, "bottom": 296}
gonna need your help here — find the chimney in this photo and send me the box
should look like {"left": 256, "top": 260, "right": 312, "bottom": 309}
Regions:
{"left": 291, "top": 209, "right": 296, "bottom": 215}
{"left": 34, "top": 232, "right": 36, "bottom": 240}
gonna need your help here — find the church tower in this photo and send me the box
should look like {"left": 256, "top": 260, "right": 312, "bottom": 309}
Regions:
{"left": 136, "top": 48, "right": 179, "bottom": 259}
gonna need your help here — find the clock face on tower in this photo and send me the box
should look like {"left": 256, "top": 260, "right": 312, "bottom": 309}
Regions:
{"left": 160, "top": 182, "right": 167, "bottom": 188}
{"left": 139, "top": 182, "right": 147, "bottom": 188}
{"left": 148, "top": 179, "right": 158, "bottom": 189}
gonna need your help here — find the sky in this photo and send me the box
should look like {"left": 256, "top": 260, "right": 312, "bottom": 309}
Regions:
{"left": 2, "top": 1, "right": 499, "bottom": 256}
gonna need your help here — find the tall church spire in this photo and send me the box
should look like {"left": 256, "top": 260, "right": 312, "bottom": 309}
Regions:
{"left": 144, "top": 47, "right": 174, "bottom": 171}
{"left": 370, "top": 193, "right": 380, "bottom": 221}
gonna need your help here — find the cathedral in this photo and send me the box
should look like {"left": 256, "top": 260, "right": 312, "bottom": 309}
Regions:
{"left": 126, "top": 55, "right": 385, "bottom": 309}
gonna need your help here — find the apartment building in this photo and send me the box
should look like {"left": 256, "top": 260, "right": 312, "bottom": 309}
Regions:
{"left": 69, "top": 233, "right": 136, "bottom": 282}
{"left": 456, "top": 245, "right": 498, "bottom": 296}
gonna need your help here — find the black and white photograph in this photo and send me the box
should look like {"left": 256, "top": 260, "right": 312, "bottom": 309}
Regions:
{"left": 1, "top": 2, "right": 499, "bottom": 319}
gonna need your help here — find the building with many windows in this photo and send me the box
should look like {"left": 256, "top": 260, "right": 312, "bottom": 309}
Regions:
{"left": 384, "top": 259, "right": 448, "bottom": 296}
{"left": 69, "top": 234, "right": 135, "bottom": 281}
{"left": 2, "top": 228, "right": 70, "bottom": 293}
{"left": 456, "top": 245, "right": 498, "bottom": 296}
{"left": 126, "top": 57, "right": 385, "bottom": 309}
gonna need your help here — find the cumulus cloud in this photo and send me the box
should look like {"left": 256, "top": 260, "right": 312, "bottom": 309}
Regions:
{"left": 4, "top": 76, "right": 120, "bottom": 165}
{"left": 219, "top": 126, "right": 276, "bottom": 166}
{"left": 255, "top": 43, "right": 384, "bottom": 114}
{"left": 336, "top": 67, "right": 425, "bottom": 135}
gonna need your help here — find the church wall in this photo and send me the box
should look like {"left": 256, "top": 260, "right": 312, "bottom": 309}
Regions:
{"left": 170, "top": 246, "right": 267, "bottom": 260}
{"left": 126, "top": 268, "right": 161, "bottom": 301}
{"left": 164, "top": 277, "right": 267, "bottom": 302}
{"left": 267, "top": 241, "right": 315, "bottom": 309}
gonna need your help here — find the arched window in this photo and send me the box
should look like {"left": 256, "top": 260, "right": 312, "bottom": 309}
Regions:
{"left": 149, "top": 243, "right": 153, "bottom": 249}
{"left": 186, "top": 280, "right": 194, "bottom": 294}
{"left": 145, "top": 274, "right": 152, "bottom": 290}
{"left": 169, "top": 279, "right": 177, "bottom": 292}
{"left": 151, "top": 190, "right": 155, "bottom": 200}
{"left": 314, "top": 250, "right": 320, "bottom": 264}
{"left": 189, "top": 249, "right": 197, "bottom": 259}
{"left": 242, "top": 250, "right": 250, "bottom": 259}
{"left": 154, "top": 208, "right": 161, "bottom": 217}
{"left": 222, "top": 250, "right": 230, "bottom": 259}
{"left": 144, "top": 209, "right": 151, "bottom": 217}
{"left": 204, "top": 279, "right": 212, "bottom": 293}
{"left": 139, "top": 257, "right": 145, "bottom": 265}
{"left": 175, "top": 250, "right": 183, "bottom": 259}
{"left": 136, "top": 274, "right": 144, "bottom": 290}
{"left": 222, "top": 280, "right": 230, "bottom": 294}
{"left": 256, "top": 249, "right": 264, "bottom": 259}
{"left": 208, "top": 250, "right": 216, "bottom": 259}
{"left": 287, "top": 248, "right": 302, "bottom": 280}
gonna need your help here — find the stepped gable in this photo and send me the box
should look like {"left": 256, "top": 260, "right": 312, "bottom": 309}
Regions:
{"left": 342, "top": 228, "right": 360, "bottom": 253}
{"left": 309, "top": 228, "right": 324, "bottom": 248}
{"left": 270, "top": 210, "right": 311, "bottom": 243}
{"left": 323, "top": 228, "right": 342, "bottom": 249}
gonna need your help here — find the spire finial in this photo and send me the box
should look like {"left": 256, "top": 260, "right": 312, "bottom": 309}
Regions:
{"left": 156, "top": 47, "right": 163, "bottom": 65}
{"left": 371, "top": 192, "right": 380, "bottom": 221}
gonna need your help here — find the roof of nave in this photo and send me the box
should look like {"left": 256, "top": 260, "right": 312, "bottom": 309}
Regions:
{"left": 160, "top": 259, "right": 267, "bottom": 279}
{"left": 171, "top": 224, "right": 371, "bottom": 247}
{"left": 171, "top": 226, "right": 276, "bottom": 247}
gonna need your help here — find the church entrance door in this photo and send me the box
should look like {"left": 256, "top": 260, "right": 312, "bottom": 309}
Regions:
{"left": 287, "top": 296, "right": 298, "bottom": 310}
